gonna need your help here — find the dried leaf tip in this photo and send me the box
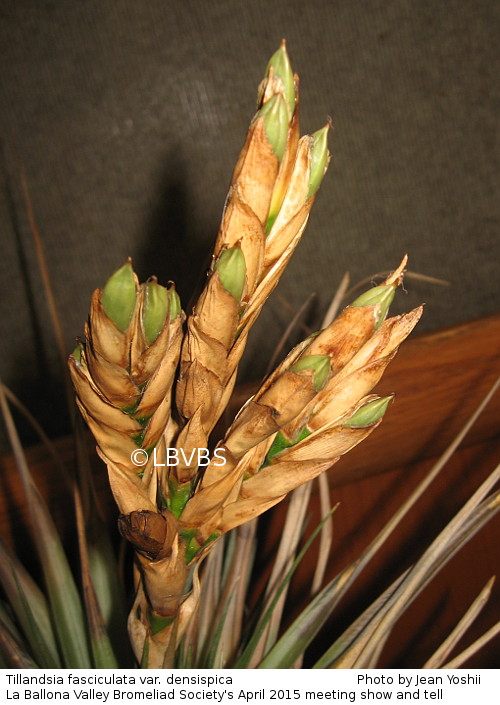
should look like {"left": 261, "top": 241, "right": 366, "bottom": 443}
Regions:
{"left": 385, "top": 255, "right": 408, "bottom": 287}
{"left": 215, "top": 247, "right": 246, "bottom": 302}
{"left": 265, "top": 41, "right": 295, "bottom": 117}
{"left": 345, "top": 395, "right": 393, "bottom": 428}
{"left": 259, "top": 94, "right": 289, "bottom": 161}
{"left": 290, "top": 354, "right": 330, "bottom": 392}
{"left": 101, "top": 261, "right": 137, "bottom": 331}
{"left": 308, "top": 124, "right": 330, "bottom": 198}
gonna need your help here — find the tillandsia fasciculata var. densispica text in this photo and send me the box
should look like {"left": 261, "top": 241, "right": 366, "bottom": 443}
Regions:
{"left": 69, "top": 41, "right": 423, "bottom": 668}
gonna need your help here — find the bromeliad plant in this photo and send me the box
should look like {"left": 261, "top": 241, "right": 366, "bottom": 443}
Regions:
{"left": 1, "top": 42, "right": 499, "bottom": 669}
{"left": 67, "top": 41, "right": 420, "bottom": 666}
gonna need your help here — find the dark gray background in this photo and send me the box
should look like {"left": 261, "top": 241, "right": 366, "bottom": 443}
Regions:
{"left": 1, "top": 0, "right": 499, "bottom": 450}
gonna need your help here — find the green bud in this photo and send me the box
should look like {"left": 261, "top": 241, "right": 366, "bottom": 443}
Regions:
{"left": 308, "top": 125, "right": 330, "bottom": 198}
{"left": 265, "top": 42, "right": 295, "bottom": 117}
{"left": 290, "top": 354, "right": 330, "bottom": 392}
{"left": 215, "top": 247, "right": 246, "bottom": 302}
{"left": 345, "top": 396, "right": 393, "bottom": 428}
{"left": 168, "top": 288, "right": 181, "bottom": 320}
{"left": 143, "top": 281, "right": 174, "bottom": 344}
{"left": 265, "top": 426, "right": 311, "bottom": 465}
{"left": 142, "top": 283, "right": 180, "bottom": 343}
{"left": 260, "top": 94, "right": 289, "bottom": 161}
{"left": 101, "top": 261, "right": 137, "bottom": 331}
{"left": 71, "top": 343, "right": 83, "bottom": 364}
{"left": 351, "top": 284, "right": 396, "bottom": 328}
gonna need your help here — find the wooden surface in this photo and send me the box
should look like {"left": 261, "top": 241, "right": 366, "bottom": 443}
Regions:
{"left": 0, "top": 313, "right": 499, "bottom": 666}
{"left": 262, "top": 438, "right": 500, "bottom": 667}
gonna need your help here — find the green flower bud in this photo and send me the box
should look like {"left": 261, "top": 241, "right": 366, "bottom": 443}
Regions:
{"left": 215, "top": 247, "right": 246, "bottom": 302}
{"left": 345, "top": 396, "right": 393, "bottom": 428}
{"left": 265, "top": 426, "right": 311, "bottom": 465}
{"left": 351, "top": 284, "right": 396, "bottom": 328}
{"left": 168, "top": 288, "right": 181, "bottom": 320}
{"left": 308, "top": 125, "right": 330, "bottom": 198}
{"left": 142, "top": 281, "right": 169, "bottom": 344}
{"left": 265, "top": 41, "right": 295, "bottom": 117}
{"left": 142, "top": 282, "right": 180, "bottom": 343}
{"left": 101, "top": 261, "right": 137, "bottom": 331}
{"left": 71, "top": 343, "right": 83, "bottom": 364}
{"left": 290, "top": 354, "right": 330, "bottom": 392}
{"left": 259, "top": 94, "right": 289, "bottom": 161}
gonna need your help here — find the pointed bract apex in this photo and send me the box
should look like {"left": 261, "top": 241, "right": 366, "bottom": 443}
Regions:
{"left": 142, "top": 281, "right": 170, "bottom": 344}
{"left": 384, "top": 255, "right": 408, "bottom": 288}
{"left": 101, "top": 260, "right": 137, "bottom": 331}
{"left": 265, "top": 40, "right": 295, "bottom": 117}
{"left": 215, "top": 247, "right": 246, "bottom": 302}
{"left": 351, "top": 256, "right": 409, "bottom": 328}
{"left": 168, "top": 287, "right": 181, "bottom": 320}
{"left": 290, "top": 354, "right": 331, "bottom": 392}
{"left": 345, "top": 395, "right": 393, "bottom": 428}
{"left": 259, "top": 94, "right": 289, "bottom": 161}
{"left": 71, "top": 342, "right": 83, "bottom": 364}
{"left": 308, "top": 124, "right": 330, "bottom": 198}
{"left": 352, "top": 284, "right": 396, "bottom": 328}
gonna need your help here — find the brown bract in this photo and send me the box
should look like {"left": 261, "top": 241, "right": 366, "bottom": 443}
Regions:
{"left": 176, "top": 273, "right": 240, "bottom": 438}
{"left": 266, "top": 79, "right": 300, "bottom": 217}
{"left": 264, "top": 135, "right": 313, "bottom": 266}
{"left": 214, "top": 194, "right": 265, "bottom": 295}
{"left": 230, "top": 116, "right": 280, "bottom": 224}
